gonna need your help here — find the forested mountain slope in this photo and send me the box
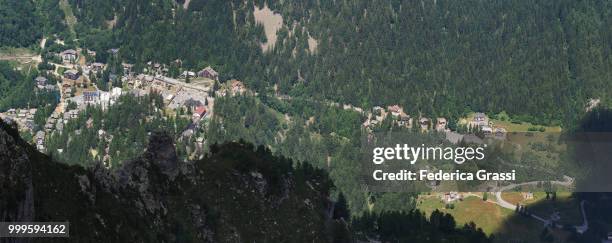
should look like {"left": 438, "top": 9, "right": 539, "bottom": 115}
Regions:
{"left": 265, "top": 0, "right": 612, "bottom": 126}
{"left": 62, "top": 0, "right": 612, "bottom": 126}
{"left": 0, "top": 0, "right": 67, "bottom": 47}
{"left": 0, "top": 0, "right": 41, "bottom": 47}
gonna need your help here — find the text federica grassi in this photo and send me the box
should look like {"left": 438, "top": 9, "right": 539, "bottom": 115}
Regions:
{"left": 372, "top": 144, "right": 486, "bottom": 165}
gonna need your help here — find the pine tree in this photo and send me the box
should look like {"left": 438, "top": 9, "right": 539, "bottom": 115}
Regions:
{"left": 333, "top": 192, "right": 350, "bottom": 220}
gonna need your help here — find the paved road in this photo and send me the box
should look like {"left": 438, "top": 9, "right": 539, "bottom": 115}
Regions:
{"left": 494, "top": 177, "right": 574, "bottom": 209}
{"left": 152, "top": 75, "right": 211, "bottom": 93}
{"left": 575, "top": 200, "right": 588, "bottom": 233}
{"left": 494, "top": 191, "right": 517, "bottom": 210}
{"left": 492, "top": 178, "right": 588, "bottom": 233}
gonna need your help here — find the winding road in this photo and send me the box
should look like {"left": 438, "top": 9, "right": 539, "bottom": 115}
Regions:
{"left": 492, "top": 177, "right": 588, "bottom": 233}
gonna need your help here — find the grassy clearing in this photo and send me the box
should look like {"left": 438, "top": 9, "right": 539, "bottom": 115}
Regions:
{"left": 501, "top": 192, "right": 526, "bottom": 205}
{"left": 459, "top": 112, "right": 562, "bottom": 133}
{"left": 59, "top": 0, "right": 77, "bottom": 38}
{"left": 417, "top": 195, "right": 514, "bottom": 235}
{"left": 0, "top": 47, "right": 37, "bottom": 72}
{"left": 417, "top": 193, "right": 575, "bottom": 242}
{"left": 0, "top": 47, "right": 35, "bottom": 57}
{"left": 490, "top": 118, "right": 562, "bottom": 133}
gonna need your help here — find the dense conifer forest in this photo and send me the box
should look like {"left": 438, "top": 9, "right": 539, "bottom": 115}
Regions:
{"left": 0, "top": 62, "right": 59, "bottom": 112}
{"left": 28, "top": 0, "right": 610, "bottom": 127}
{"left": 2, "top": 1, "right": 612, "bottom": 241}
{"left": 0, "top": 0, "right": 68, "bottom": 46}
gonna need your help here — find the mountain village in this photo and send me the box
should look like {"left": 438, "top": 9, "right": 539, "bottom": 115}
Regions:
{"left": 0, "top": 44, "right": 515, "bottom": 159}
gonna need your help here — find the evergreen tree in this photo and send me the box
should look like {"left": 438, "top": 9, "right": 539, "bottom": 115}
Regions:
{"left": 333, "top": 192, "right": 350, "bottom": 221}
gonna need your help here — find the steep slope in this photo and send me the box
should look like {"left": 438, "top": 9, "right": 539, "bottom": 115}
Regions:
{"left": 0, "top": 119, "right": 336, "bottom": 242}
{"left": 66, "top": 0, "right": 612, "bottom": 125}
{"left": 0, "top": 0, "right": 41, "bottom": 47}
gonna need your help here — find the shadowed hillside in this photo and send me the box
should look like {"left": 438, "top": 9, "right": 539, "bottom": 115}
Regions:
{"left": 493, "top": 108, "right": 612, "bottom": 243}
{"left": 0, "top": 119, "right": 336, "bottom": 242}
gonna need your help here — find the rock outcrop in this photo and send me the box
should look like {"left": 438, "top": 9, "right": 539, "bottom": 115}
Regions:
{"left": 0, "top": 121, "right": 35, "bottom": 231}
{"left": 0, "top": 119, "right": 335, "bottom": 242}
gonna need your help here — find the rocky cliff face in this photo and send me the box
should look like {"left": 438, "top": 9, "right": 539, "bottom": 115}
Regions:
{"left": 0, "top": 122, "right": 35, "bottom": 224}
{"left": 0, "top": 120, "right": 335, "bottom": 242}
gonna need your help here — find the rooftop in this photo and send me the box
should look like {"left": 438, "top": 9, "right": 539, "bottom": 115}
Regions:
{"left": 474, "top": 112, "right": 486, "bottom": 118}
{"left": 64, "top": 69, "right": 78, "bottom": 75}
{"left": 199, "top": 66, "right": 218, "bottom": 76}
{"left": 60, "top": 49, "right": 77, "bottom": 55}
{"left": 194, "top": 106, "right": 207, "bottom": 115}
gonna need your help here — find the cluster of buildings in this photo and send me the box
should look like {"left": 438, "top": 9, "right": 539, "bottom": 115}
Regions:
{"left": 76, "top": 61, "right": 216, "bottom": 147}
{"left": 442, "top": 113, "right": 508, "bottom": 145}
{"left": 169, "top": 88, "right": 208, "bottom": 110}
{"left": 216, "top": 79, "right": 245, "bottom": 97}
{"left": 167, "top": 65, "right": 219, "bottom": 81}
{"left": 0, "top": 108, "right": 37, "bottom": 131}
{"left": 58, "top": 47, "right": 117, "bottom": 64}
{"left": 470, "top": 112, "right": 507, "bottom": 139}
{"left": 59, "top": 70, "right": 82, "bottom": 99}
{"left": 362, "top": 105, "right": 449, "bottom": 132}
{"left": 59, "top": 49, "right": 77, "bottom": 63}
{"left": 37, "top": 110, "right": 72, "bottom": 152}
{"left": 8, "top": 45, "right": 220, "bottom": 155}
{"left": 65, "top": 87, "right": 123, "bottom": 111}
{"left": 35, "top": 130, "right": 46, "bottom": 151}
{"left": 43, "top": 112, "right": 62, "bottom": 133}
{"left": 360, "top": 104, "right": 510, "bottom": 145}
{"left": 440, "top": 191, "right": 464, "bottom": 203}
{"left": 34, "top": 76, "right": 56, "bottom": 90}
{"left": 63, "top": 70, "right": 80, "bottom": 80}
{"left": 127, "top": 73, "right": 214, "bottom": 110}
{"left": 198, "top": 66, "right": 219, "bottom": 81}
{"left": 146, "top": 62, "right": 168, "bottom": 76}
{"left": 122, "top": 66, "right": 220, "bottom": 121}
